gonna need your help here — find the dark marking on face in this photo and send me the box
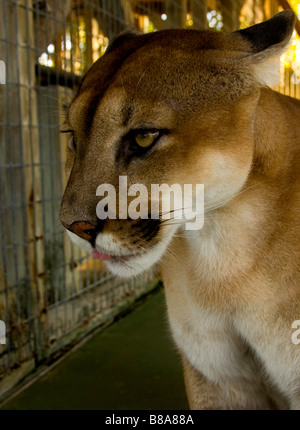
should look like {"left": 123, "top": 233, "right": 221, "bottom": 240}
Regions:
{"left": 122, "top": 101, "right": 134, "bottom": 126}
{"left": 131, "top": 219, "right": 161, "bottom": 243}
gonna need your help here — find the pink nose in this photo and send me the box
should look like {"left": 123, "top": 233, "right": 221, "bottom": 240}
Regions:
{"left": 62, "top": 221, "right": 97, "bottom": 241}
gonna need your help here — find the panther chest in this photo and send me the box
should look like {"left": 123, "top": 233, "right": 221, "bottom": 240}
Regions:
{"left": 167, "top": 303, "right": 245, "bottom": 383}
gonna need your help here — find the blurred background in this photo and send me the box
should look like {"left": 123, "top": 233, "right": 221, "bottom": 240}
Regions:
{"left": 0, "top": 0, "right": 300, "bottom": 409}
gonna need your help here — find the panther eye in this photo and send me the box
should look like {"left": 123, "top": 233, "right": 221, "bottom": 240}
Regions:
{"left": 135, "top": 131, "right": 160, "bottom": 148}
{"left": 68, "top": 135, "right": 77, "bottom": 152}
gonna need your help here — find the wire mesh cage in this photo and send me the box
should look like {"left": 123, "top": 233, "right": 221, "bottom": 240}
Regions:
{"left": 0, "top": 0, "right": 299, "bottom": 400}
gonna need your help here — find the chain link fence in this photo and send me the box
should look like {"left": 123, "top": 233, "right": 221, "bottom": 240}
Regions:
{"left": 0, "top": 0, "right": 299, "bottom": 401}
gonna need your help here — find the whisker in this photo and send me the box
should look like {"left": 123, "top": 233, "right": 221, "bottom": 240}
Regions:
{"left": 136, "top": 70, "right": 147, "bottom": 89}
{"left": 44, "top": 94, "right": 72, "bottom": 107}
{"left": 131, "top": 232, "right": 184, "bottom": 270}
{"left": 120, "top": 74, "right": 126, "bottom": 96}
{"left": 204, "top": 183, "right": 259, "bottom": 213}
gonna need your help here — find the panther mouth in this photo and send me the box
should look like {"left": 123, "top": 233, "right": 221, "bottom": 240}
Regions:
{"left": 92, "top": 249, "right": 142, "bottom": 263}
{"left": 66, "top": 226, "right": 178, "bottom": 278}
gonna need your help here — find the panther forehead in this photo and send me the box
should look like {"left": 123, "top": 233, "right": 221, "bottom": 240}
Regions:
{"left": 70, "top": 29, "right": 251, "bottom": 105}
{"left": 68, "top": 32, "right": 255, "bottom": 134}
{"left": 69, "top": 11, "right": 295, "bottom": 127}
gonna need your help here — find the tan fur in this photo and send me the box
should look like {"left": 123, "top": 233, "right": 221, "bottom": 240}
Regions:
{"left": 61, "top": 12, "right": 300, "bottom": 409}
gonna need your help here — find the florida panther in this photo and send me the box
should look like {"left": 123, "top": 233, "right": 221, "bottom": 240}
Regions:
{"left": 60, "top": 11, "right": 300, "bottom": 409}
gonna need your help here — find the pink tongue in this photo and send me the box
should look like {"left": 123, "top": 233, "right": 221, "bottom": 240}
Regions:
{"left": 92, "top": 250, "right": 112, "bottom": 261}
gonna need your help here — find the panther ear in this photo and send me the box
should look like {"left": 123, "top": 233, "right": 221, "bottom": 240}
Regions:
{"left": 235, "top": 11, "right": 296, "bottom": 86}
{"left": 79, "top": 29, "right": 148, "bottom": 93}
{"left": 106, "top": 29, "right": 142, "bottom": 54}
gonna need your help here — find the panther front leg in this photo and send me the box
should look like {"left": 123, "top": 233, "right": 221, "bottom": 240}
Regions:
{"left": 182, "top": 356, "right": 274, "bottom": 410}
{"left": 182, "top": 357, "right": 223, "bottom": 410}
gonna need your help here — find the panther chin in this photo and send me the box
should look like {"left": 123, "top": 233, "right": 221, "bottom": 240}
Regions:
{"left": 67, "top": 227, "right": 177, "bottom": 278}
{"left": 101, "top": 243, "right": 166, "bottom": 278}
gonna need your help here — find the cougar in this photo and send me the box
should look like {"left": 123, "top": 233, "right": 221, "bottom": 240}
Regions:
{"left": 60, "top": 11, "right": 300, "bottom": 409}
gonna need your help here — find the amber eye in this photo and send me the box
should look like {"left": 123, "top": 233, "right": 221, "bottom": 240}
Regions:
{"left": 135, "top": 131, "right": 160, "bottom": 148}
{"left": 68, "top": 135, "right": 77, "bottom": 152}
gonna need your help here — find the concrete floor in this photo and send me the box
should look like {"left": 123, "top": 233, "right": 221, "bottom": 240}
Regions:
{"left": 1, "top": 289, "right": 189, "bottom": 410}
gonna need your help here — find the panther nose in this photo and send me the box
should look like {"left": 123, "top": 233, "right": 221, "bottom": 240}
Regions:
{"left": 62, "top": 221, "right": 98, "bottom": 242}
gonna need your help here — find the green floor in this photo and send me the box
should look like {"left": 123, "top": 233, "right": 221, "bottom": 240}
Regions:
{"left": 1, "top": 289, "right": 189, "bottom": 410}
